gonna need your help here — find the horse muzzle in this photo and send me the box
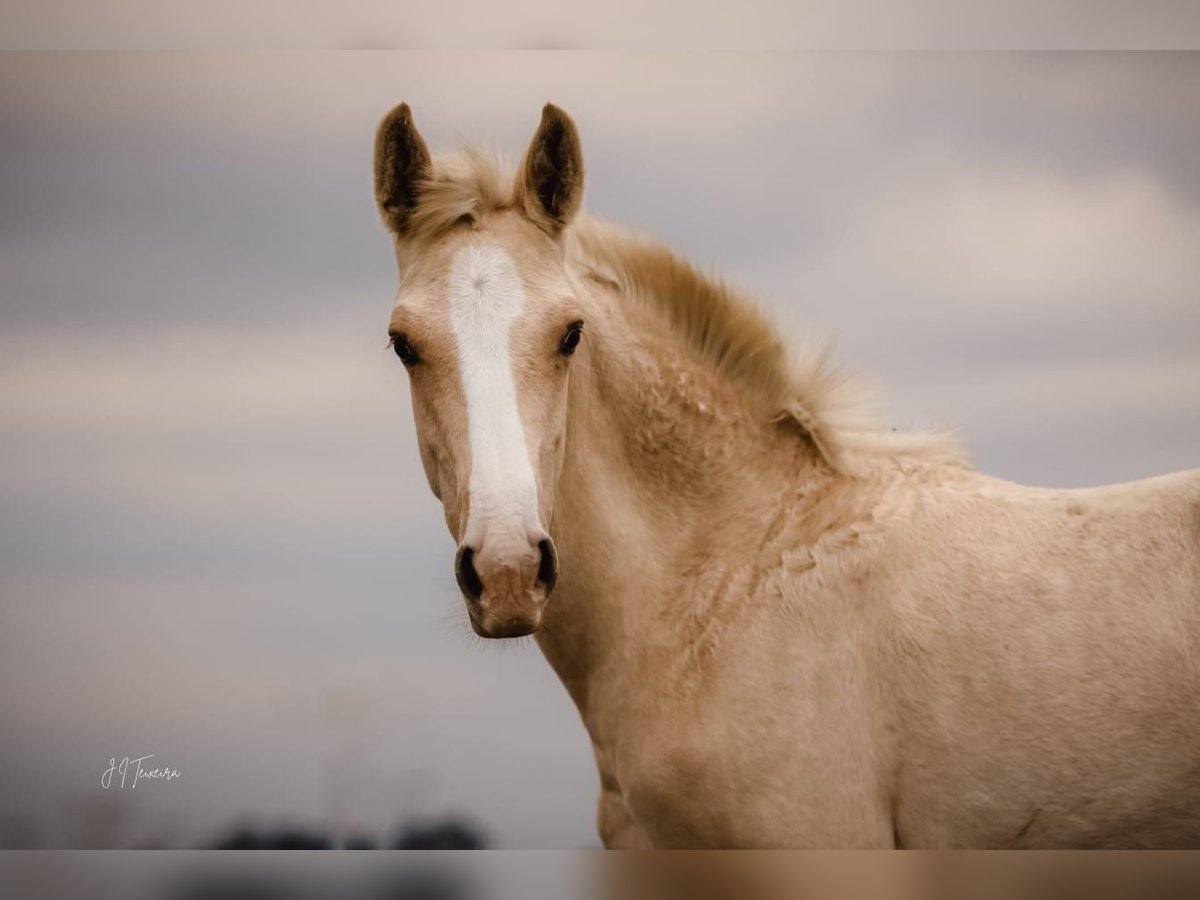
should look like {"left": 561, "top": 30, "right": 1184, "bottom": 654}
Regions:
{"left": 455, "top": 536, "right": 558, "bottom": 639}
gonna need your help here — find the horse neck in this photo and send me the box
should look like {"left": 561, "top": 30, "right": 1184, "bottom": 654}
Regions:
{"left": 533, "top": 272, "right": 829, "bottom": 713}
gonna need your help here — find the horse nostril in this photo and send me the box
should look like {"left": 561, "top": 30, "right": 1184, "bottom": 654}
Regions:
{"left": 537, "top": 538, "right": 559, "bottom": 594}
{"left": 455, "top": 545, "right": 483, "bottom": 601}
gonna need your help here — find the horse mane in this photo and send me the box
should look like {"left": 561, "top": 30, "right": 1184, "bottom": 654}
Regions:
{"left": 409, "top": 148, "right": 969, "bottom": 474}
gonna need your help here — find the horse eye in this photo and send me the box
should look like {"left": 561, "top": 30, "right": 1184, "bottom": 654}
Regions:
{"left": 391, "top": 333, "right": 420, "bottom": 367}
{"left": 560, "top": 321, "right": 584, "bottom": 357}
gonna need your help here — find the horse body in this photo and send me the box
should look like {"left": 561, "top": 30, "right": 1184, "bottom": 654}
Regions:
{"left": 540, "top": 266, "right": 1200, "bottom": 847}
{"left": 372, "top": 103, "right": 1200, "bottom": 847}
{"left": 887, "top": 469, "right": 1200, "bottom": 848}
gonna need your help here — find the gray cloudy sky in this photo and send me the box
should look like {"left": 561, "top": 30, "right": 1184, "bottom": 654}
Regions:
{"left": 0, "top": 53, "right": 1197, "bottom": 848}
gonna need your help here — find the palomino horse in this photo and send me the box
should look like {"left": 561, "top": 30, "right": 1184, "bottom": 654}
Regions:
{"left": 373, "top": 103, "right": 1200, "bottom": 848}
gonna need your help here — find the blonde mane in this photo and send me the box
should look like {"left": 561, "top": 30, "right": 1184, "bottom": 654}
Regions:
{"left": 408, "top": 148, "right": 968, "bottom": 474}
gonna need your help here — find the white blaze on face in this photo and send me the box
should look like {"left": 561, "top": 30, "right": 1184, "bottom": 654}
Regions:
{"left": 447, "top": 241, "right": 541, "bottom": 551}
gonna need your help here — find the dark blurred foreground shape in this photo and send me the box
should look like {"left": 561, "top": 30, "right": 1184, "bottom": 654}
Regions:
{"left": 211, "top": 827, "right": 335, "bottom": 850}
{"left": 207, "top": 817, "right": 487, "bottom": 850}
{"left": 204, "top": 820, "right": 484, "bottom": 849}
{"left": 174, "top": 818, "right": 487, "bottom": 900}
{"left": 390, "top": 821, "right": 486, "bottom": 850}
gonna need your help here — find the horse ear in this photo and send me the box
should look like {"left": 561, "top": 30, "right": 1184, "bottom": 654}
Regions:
{"left": 374, "top": 103, "right": 432, "bottom": 236}
{"left": 519, "top": 103, "right": 585, "bottom": 233}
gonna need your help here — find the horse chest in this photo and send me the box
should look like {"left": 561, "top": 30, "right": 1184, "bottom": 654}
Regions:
{"left": 597, "top": 717, "right": 787, "bottom": 847}
{"left": 594, "top": 673, "right": 893, "bottom": 848}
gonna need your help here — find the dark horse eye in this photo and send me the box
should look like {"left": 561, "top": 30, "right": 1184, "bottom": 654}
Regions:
{"left": 560, "top": 321, "right": 584, "bottom": 357}
{"left": 391, "top": 333, "right": 420, "bottom": 367}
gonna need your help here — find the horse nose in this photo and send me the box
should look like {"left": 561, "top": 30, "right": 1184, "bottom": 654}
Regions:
{"left": 454, "top": 544, "right": 484, "bottom": 601}
{"left": 454, "top": 535, "right": 559, "bottom": 638}
{"left": 536, "top": 537, "right": 559, "bottom": 594}
{"left": 455, "top": 537, "right": 558, "bottom": 602}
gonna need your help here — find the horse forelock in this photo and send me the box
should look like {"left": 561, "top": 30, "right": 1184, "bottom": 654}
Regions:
{"left": 404, "top": 147, "right": 515, "bottom": 243}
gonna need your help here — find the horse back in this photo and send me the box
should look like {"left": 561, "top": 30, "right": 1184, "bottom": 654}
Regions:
{"left": 884, "top": 465, "right": 1200, "bottom": 847}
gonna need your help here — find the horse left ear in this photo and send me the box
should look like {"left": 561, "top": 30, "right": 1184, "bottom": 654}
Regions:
{"left": 518, "top": 103, "right": 585, "bottom": 233}
{"left": 374, "top": 102, "right": 432, "bottom": 236}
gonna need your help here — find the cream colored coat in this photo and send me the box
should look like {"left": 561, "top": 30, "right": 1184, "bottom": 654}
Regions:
{"left": 539, "top": 265, "right": 1200, "bottom": 848}
{"left": 374, "top": 103, "right": 1200, "bottom": 848}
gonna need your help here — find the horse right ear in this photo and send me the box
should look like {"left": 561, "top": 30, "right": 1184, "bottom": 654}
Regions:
{"left": 518, "top": 103, "right": 585, "bottom": 234}
{"left": 374, "top": 103, "right": 432, "bottom": 236}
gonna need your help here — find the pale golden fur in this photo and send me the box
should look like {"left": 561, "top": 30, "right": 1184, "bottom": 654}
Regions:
{"left": 376, "top": 103, "right": 1200, "bottom": 848}
{"left": 400, "top": 144, "right": 962, "bottom": 473}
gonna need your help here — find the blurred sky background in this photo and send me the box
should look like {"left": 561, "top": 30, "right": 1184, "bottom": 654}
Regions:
{"left": 1, "top": 52, "right": 1198, "bottom": 848}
